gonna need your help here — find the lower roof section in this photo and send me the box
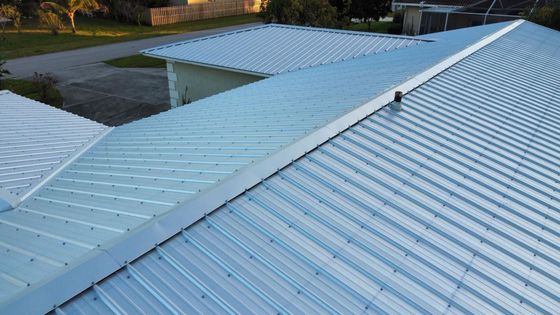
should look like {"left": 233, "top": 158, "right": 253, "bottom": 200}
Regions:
{"left": 142, "top": 24, "right": 428, "bottom": 76}
{"left": 0, "top": 91, "right": 109, "bottom": 202}
{"left": 57, "top": 22, "right": 560, "bottom": 315}
{"left": 0, "top": 21, "right": 518, "bottom": 314}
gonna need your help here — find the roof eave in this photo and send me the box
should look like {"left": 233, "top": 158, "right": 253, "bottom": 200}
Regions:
{"left": 142, "top": 53, "right": 273, "bottom": 77}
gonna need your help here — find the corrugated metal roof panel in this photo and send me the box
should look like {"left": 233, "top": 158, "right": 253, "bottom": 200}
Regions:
{"left": 0, "top": 22, "right": 513, "bottom": 311}
{"left": 58, "top": 22, "right": 560, "bottom": 314}
{"left": 0, "top": 91, "right": 109, "bottom": 200}
{"left": 142, "top": 24, "right": 428, "bottom": 75}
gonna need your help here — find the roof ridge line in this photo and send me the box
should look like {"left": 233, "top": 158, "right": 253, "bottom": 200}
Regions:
{"left": 0, "top": 92, "right": 113, "bottom": 207}
{"left": 14, "top": 126, "right": 114, "bottom": 206}
{"left": 0, "top": 20, "right": 524, "bottom": 315}
{"left": 140, "top": 23, "right": 269, "bottom": 54}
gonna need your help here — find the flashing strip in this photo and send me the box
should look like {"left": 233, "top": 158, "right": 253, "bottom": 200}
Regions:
{"left": 15, "top": 126, "right": 114, "bottom": 206}
{"left": 0, "top": 189, "right": 18, "bottom": 211}
{"left": 0, "top": 19, "right": 524, "bottom": 315}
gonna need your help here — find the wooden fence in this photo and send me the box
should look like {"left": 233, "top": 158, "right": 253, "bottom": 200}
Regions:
{"left": 146, "top": 0, "right": 261, "bottom": 26}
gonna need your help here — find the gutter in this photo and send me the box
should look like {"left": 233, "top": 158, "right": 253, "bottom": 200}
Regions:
{"left": 0, "top": 19, "right": 524, "bottom": 315}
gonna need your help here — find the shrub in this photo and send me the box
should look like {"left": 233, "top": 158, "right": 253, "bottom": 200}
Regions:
{"left": 32, "top": 72, "right": 59, "bottom": 105}
{"left": 38, "top": 10, "right": 64, "bottom": 35}
{"left": 387, "top": 23, "right": 403, "bottom": 34}
{"left": 527, "top": 0, "right": 560, "bottom": 30}
{"left": 0, "top": 55, "right": 10, "bottom": 90}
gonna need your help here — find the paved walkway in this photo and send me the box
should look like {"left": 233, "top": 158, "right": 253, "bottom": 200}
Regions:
{"left": 6, "top": 22, "right": 262, "bottom": 78}
{"left": 56, "top": 63, "right": 170, "bottom": 126}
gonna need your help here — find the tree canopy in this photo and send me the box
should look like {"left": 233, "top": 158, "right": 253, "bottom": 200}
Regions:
{"left": 528, "top": 0, "right": 560, "bottom": 31}
{"left": 261, "top": 0, "right": 338, "bottom": 27}
{"left": 350, "top": 0, "right": 392, "bottom": 29}
{"left": 40, "top": 0, "right": 104, "bottom": 33}
{"left": 261, "top": 0, "right": 393, "bottom": 29}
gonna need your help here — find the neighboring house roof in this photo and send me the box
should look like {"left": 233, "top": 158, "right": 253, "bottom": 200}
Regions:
{"left": 141, "top": 24, "right": 428, "bottom": 76}
{"left": 0, "top": 91, "right": 110, "bottom": 207}
{"left": 56, "top": 21, "right": 560, "bottom": 314}
{"left": 1, "top": 22, "right": 511, "bottom": 314}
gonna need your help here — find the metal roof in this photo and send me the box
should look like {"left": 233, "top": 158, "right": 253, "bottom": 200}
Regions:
{"left": 0, "top": 91, "right": 109, "bottom": 205}
{"left": 57, "top": 21, "right": 560, "bottom": 314}
{"left": 0, "top": 21, "right": 527, "bottom": 314}
{"left": 142, "top": 24, "right": 428, "bottom": 76}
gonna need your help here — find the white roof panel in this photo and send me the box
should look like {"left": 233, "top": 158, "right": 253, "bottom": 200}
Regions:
{"left": 142, "top": 24, "right": 428, "bottom": 76}
{"left": 0, "top": 91, "right": 109, "bottom": 202}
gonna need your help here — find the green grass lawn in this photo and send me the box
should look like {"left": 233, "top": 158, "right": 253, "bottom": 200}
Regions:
{"left": 104, "top": 54, "right": 166, "bottom": 68}
{"left": 1, "top": 14, "right": 261, "bottom": 59}
{"left": 1, "top": 79, "right": 63, "bottom": 107}
{"left": 345, "top": 21, "right": 401, "bottom": 34}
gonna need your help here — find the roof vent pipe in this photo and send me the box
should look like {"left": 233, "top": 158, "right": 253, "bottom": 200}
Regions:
{"left": 390, "top": 91, "right": 403, "bottom": 112}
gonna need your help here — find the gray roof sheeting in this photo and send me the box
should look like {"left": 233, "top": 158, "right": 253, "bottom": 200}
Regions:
{"left": 0, "top": 91, "right": 109, "bottom": 201}
{"left": 142, "top": 24, "right": 427, "bottom": 76}
{"left": 58, "top": 22, "right": 560, "bottom": 314}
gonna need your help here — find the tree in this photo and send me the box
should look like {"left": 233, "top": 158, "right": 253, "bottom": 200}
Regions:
{"left": 38, "top": 9, "right": 65, "bottom": 35}
{"left": 328, "top": 0, "right": 351, "bottom": 26}
{"left": 260, "top": 0, "right": 337, "bottom": 27}
{"left": 350, "top": 0, "right": 392, "bottom": 30}
{"left": 527, "top": 0, "right": 560, "bottom": 30}
{"left": 98, "top": 0, "right": 168, "bottom": 23}
{"left": 40, "top": 0, "right": 103, "bottom": 33}
{"left": 0, "top": 4, "right": 22, "bottom": 33}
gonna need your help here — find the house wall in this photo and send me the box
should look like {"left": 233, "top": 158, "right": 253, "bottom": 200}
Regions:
{"left": 166, "top": 61, "right": 264, "bottom": 107}
{"left": 402, "top": 7, "right": 422, "bottom": 35}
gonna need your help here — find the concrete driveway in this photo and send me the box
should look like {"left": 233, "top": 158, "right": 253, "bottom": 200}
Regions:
{"left": 6, "top": 22, "right": 262, "bottom": 126}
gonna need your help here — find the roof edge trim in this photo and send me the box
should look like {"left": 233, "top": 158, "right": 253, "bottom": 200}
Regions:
{"left": 16, "top": 126, "right": 114, "bottom": 205}
{"left": 143, "top": 54, "right": 273, "bottom": 77}
{"left": 0, "top": 19, "right": 523, "bottom": 315}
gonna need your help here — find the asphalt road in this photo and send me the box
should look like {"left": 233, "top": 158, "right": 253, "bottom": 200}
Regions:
{"left": 6, "top": 22, "right": 262, "bottom": 78}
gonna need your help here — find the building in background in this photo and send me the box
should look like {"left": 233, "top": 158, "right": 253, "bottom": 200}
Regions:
{"left": 393, "top": 0, "right": 539, "bottom": 35}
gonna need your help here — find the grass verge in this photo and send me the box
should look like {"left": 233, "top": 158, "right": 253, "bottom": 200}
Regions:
{"left": 2, "top": 14, "right": 261, "bottom": 59}
{"left": 104, "top": 54, "right": 166, "bottom": 68}
{"left": 1, "top": 79, "right": 63, "bottom": 108}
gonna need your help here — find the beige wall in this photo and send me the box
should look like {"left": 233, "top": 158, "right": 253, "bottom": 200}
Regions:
{"left": 166, "top": 61, "right": 264, "bottom": 107}
{"left": 402, "top": 7, "right": 421, "bottom": 35}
